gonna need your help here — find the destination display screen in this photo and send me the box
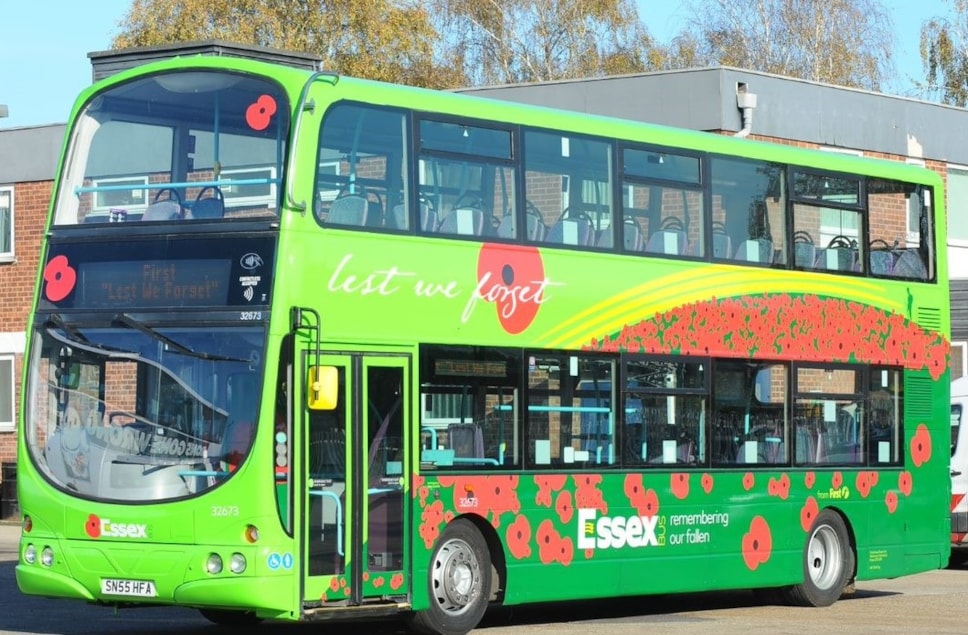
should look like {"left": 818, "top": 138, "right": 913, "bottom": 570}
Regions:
{"left": 78, "top": 260, "right": 231, "bottom": 308}
{"left": 38, "top": 236, "right": 276, "bottom": 310}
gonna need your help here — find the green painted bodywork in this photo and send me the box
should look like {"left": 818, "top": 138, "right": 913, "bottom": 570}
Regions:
{"left": 16, "top": 54, "right": 951, "bottom": 623}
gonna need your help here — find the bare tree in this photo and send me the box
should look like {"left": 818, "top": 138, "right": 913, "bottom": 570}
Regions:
{"left": 679, "top": 0, "right": 895, "bottom": 91}
{"left": 426, "top": 0, "right": 652, "bottom": 85}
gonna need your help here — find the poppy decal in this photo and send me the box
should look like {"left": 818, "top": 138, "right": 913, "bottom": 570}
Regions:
{"left": 670, "top": 473, "right": 690, "bottom": 500}
{"left": 586, "top": 294, "right": 947, "bottom": 380}
{"left": 831, "top": 471, "right": 843, "bottom": 490}
{"left": 742, "top": 472, "right": 755, "bottom": 491}
{"left": 885, "top": 490, "right": 899, "bottom": 514}
{"left": 246, "top": 94, "right": 277, "bottom": 131}
{"left": 418, "top": 499, "right": 445, "bottom": 548}
{"left": 800, "top": 497, "right": 819, "bottom": 532}
{"left": 898, "top": 471, "right": 913, "bottom": 496}
{"left": 856, "top": 471, "right": 874, "bottom": 498}
{"left": 555, "top": 490, "right": 574, "bottom": 524}
{"left": 910, "top": 424, "right": 932, "bottom": 468}
{"left": 767, "top": 474, "right": 790, "bottom": 500}
{"left": 536, "top": 519, "right": 574, "bottom": 566}
{"left": 625, "top": 472, "right": 659, "bottom": 516}
{"left": 742, "top": 515, "right": 773, "bottom": 571}
{"left": 573, "top": 474, "right": 608, "bottom": 513}
{"left": 476, "top": 244, "right": 549, "bottom": 334}
{"left": 701, "top": 473, "right": 714, "bottom": 494}
{"left": 535, "top": 474, "right": 568, "bottom": 507}
{"left": 804, "top": 471, "right": 816, "bottom": 489}
{"left": 505, "top": 514, "right": 532, "bottom": 559}
{"left": 44, "top": 254, "right": 77, "bottom": 302}
{"left": 85, "top": 514, "right": 101, "bottom": 538}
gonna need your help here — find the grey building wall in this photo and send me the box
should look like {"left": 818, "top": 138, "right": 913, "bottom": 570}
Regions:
{"left": 460, "top": 66, "right": 968, "bottom": 166}
{"left": 0, "top": 124, "right": 65, "bottom": 183}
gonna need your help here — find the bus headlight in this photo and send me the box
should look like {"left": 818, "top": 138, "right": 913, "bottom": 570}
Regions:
{"left": 229, "top": 553, "right": 247, "bottom": 574}
{"left": 40, "top": 546, "right": 54, "bottom": 567}
{"left": 24, "top": 544, "right": 36, "bottom": 564}
{"left": 205, "top": 553, "right": 223, "bottom": 574}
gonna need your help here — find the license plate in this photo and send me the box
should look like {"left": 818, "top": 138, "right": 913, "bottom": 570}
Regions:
{"left": 100, "top": 578, "right": 157, "bottom": 597}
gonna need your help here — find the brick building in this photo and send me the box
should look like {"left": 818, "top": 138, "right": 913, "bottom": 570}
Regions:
{"left": 2, "top": 43, "right": 968, "bottom": 516}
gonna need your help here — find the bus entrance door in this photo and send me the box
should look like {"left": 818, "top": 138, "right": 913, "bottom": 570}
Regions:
{"left": 302, "top": 352, "right": 410, "bottom": 611}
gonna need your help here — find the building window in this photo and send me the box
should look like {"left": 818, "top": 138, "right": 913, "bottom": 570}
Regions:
{"left": 0, "top": 187, "right": 12, "bottom": 262}
{"left": 221, "top": 166, "right": 277, "bottom": 209}
{"left": 0, "top": 355, "right": 13, "bottom": 430}
{"left": 953, "top": 342, "right": 967, "bottom": 381}
{"left": 948, "top": 166, "right": 968, "bottom": 245}
{"left": 92, "top": 176, "right": 149, "bottom": 213}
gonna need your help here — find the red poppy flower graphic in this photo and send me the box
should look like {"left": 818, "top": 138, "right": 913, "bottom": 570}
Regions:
{"left": 44, "top": 255, "right": 77, "bottom": 302}
{"left": 804, "top": 471, "right": 815, "bottom": 489}
{"left": 85, "top": 514, "right": 101, "bottom": 538}
{"left": 670, "top": 473, "right": 690, "bottom": 500}
{"left": 831, "top": 471, "right": 843, "bottom": 490}
{"left": 885, "top": 490, "right": 899, "bottom": 514}
{"left": 476, "top": 244, "right": 547, "bottom": 334}
{"left": 701, "top": 473, "right": 714, "bottom": 494}
{"left": 505, "top": 514, "right": 532, "bottom": 559}
{"left": 800, "top": 497, "right": 819, "bottom": 532}
{"left": 742, "top": 516, "right": 773, "bottom": 571}
{"left": 743, "top": 472, "right": 755, "bottom": 491}
{"left": 246, "top": 94, "right": 277, "bottom": 131}
{"left": 555, "top": 490, "right": 574, "bottom": 524}
{"left": 856, "top": 471, "right": 874, "bottom": 498}
{"left": 898, "top": 471, "right": 913, "bottom": 497}
{"left": 910, "top": 424, "right": 932, "bottom": 468}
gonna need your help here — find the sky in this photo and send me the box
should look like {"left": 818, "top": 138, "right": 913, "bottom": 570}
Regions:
{"left": 0, "top": 0, "right": 956, "bottom": 130}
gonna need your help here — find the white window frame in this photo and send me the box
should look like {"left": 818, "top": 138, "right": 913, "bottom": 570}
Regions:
{"left": 91, "top": 175, "right": 149, "bottom": 213}
{"left": 0, "top": 354, "right": 14, "bottom": 431}
{"left": 221, "top": 166, "right": 277, "bottom": 209}
{"left": 907, "top": 158, "right": 927, "bottom": 247}
{"left": 317, "top": 161, "right": 341, "bottom": 203}
{"left": 0, "top": 187, "right": 13, "bottom": 263}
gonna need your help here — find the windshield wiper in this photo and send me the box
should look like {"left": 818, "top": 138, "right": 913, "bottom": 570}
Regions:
{"left": 114, "top": 313, "right": 251, "bottom": 363}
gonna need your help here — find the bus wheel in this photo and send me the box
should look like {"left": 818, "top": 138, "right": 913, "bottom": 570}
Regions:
{"left": 783, "top": 509, "right": 854, "bottom": 607}
{"left": 411, "top": 518, "right": 491, "bottom": 635}
{"left": 198, "top": 608, "right": 262, "bottom": 626}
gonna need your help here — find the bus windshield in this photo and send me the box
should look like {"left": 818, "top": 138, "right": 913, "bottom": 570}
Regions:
{"left": 53, "top": 70, "right": 290, "bottom": 226}
{"left": 24, "top": 319, "right": 266, "bottom": 501}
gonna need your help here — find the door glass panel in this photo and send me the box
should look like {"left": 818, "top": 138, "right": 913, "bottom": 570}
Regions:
{"left": 366, "top": 365, "right": 405, "bottom": 574}
{"left": 308, "top": 365, "right": 347, "bottom": 576}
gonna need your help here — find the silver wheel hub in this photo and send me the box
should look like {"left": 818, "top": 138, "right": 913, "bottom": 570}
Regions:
{"left": 807, "top": 525, "right": 843, "bottom": 590}
{"left": 430, "top": 538, "right": 482, "bottom": 615}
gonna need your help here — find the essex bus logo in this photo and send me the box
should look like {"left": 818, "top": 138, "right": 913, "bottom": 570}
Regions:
{"left": 84, "top": 514, "right": 148, "bottom": 539}
{"left": 577, "top": 508, "right": 660, "bottom": 550}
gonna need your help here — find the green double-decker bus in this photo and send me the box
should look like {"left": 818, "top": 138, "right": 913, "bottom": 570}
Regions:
{"left": 16, "top": 51, "right": 950, "bottom": 635}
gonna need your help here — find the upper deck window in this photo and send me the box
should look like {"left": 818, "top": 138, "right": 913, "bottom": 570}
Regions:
{"left": 54, "top": 71, "right": 290, "bottom": 226}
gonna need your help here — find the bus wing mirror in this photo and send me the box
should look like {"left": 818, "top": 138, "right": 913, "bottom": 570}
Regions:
{"left": 307, "top": 366, "right": 338, "bottom": 410}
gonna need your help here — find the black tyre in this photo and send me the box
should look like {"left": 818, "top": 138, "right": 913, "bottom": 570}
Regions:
{"left": 783, "top": 509, "right": 854, "bottom": 607}
{"left": 198, "top": 608, "right": 262, "bottom": 626}
{"left": 410, "top": 518, "right": 491, "bottom": 635}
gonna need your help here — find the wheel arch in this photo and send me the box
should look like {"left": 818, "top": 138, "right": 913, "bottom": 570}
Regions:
{"left": 457, "top": 512, "right": 507, "bottom": 603}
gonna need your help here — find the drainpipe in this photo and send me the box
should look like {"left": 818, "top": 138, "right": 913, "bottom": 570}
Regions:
{"left": 734, "top": 82, "right": 757, "bottom": 138}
